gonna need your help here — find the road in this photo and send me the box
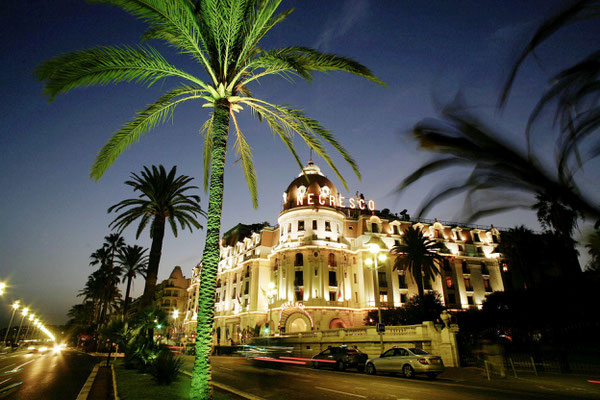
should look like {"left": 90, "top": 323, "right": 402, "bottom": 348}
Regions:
{"left": 188, "top": 356, "right": 600, "bottom": 400}
{"left": 0, "top": 348, "right": 97, "bottom": 399}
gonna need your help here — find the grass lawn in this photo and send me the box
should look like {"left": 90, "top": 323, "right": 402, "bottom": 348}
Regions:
{"left": 114, "top": 361, "right": 236, "bottom": 400}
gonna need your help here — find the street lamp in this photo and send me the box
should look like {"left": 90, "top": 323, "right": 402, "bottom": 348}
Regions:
{"left": 3, "top": 301, "right": 20, "bottom": 345}
{"left": 0, "top": 282, "right": 6, "bottom": 296}
{"left": 365, "top": 243, "right": 387, "bottom": 354}
{"left": 172, "top": 309, "right": 180, "bottom": 344}
{"left": 24, "top": 314, "right": 35, "bottom": 340}
{"left": 265, "top": 282, "right": 277, "bottom": 335}
{"left": 15, "top": 307, "right": 29, "bottom": 345}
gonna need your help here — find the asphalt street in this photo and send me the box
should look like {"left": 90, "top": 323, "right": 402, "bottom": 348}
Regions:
{"left": 189, "top": 356, "right": 600, "bottom": 400}
{"left": 0, "top": 348, "right": 96, "bottom": 399}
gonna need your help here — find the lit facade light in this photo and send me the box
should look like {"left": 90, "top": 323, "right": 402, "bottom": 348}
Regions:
{"left": 172, "top": 309, "right": 179, "bottom": 319}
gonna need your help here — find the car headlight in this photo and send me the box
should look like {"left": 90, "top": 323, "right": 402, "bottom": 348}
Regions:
{"left": 39, "top": 346, "right": 48, "bottom": 352}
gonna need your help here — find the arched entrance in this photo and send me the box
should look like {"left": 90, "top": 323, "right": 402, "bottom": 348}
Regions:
{"left": 329, "top": 318, "right": 347, "bottom": 329}
{"left": 279, "top": 302, "right": 314, "bottom": 333}
{"left": 285, "top": 312, "right": 311, "bottom": 333}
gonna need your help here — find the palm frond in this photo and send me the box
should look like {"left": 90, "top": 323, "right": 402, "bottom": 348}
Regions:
{"left": 231, "top": 112, "right": 258, "bottom": 208}
{"left": 91, "top": 85, "right": 207, "bottom": 180}
{"left": 90, "top": 0, "right": 217, "bottom": 83}
{"left": 35, "top": 45, "right": 206, "bottom": 101}
{"left": 243, "top": 99, "right": 360, "bottom": 190}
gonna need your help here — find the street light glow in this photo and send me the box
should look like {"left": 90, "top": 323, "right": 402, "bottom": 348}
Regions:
{"left": 365, "top": 258, "right": 373, "bottom": 266}
{"left": 12, "top": 301, "right": 20, "bottom": 310}
{"left": 172, "top": 309, "right": 179, "bottom": 319}
{"left": 369, "top": 243, "right": 381, "bottom": 254}
{"left": 22, "top": 307, "right": 29, "bottom": 316}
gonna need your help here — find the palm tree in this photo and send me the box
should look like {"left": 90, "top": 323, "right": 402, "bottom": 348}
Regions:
{"left": 108, "top": 165, "right": 204, "bottom": 306}
{"left": 499, "top": 0, "right": 599, "bottom": 169}
{"left": 117, "top": 245, "right": 149, "bottom": 315}
{"left": 36, "top": 1, "right": 383, "bottom": 396}
{"left": 398, "top": 101, "right": 600, "bottom": 225}
{"left": 80, "top": 265, "right": 123, "bottom": 326}
{"left": 392, "top": 226, "right": 446, "bottom": 299}
{"left": 104, "top": 233, "right": 126, "bottom": 269}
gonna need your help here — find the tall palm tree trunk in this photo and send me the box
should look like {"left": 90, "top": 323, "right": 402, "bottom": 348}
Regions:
{"left": 123, "top": 277, "right": 133, "bottom": 316}
{"left": 192, "top": 99, "right": 229, "bottom": 399}
{"left": 414, "top": 261, "right": 425, "bottom": 299}
{"left": 141, "top": 218, "right": 166, "bottom": 307}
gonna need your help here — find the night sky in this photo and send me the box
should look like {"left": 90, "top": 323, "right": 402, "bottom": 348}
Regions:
{"left": 1, "top": 0, "right": 598, "bottom": 326}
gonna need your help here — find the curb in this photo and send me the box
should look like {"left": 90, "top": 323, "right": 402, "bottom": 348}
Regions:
{"left": 180, "top": 370, "right": 266, "bottom": 400}
{"left": 111, "top": 364, "right": 119, "bottom": 400}
{"left": 76, "top": 362, "right": 102, "bottom": 400}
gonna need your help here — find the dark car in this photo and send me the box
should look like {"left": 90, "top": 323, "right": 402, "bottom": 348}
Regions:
{"left": 312, "top": 346, "right": 368, "bottom": 372}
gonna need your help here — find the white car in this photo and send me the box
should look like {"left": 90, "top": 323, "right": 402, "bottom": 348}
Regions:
{"left": 365, "top": 347, "right": 444, "bottom": 379}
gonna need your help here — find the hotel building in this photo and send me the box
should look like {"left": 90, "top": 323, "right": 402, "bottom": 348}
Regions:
{"left": 183, "top": 162, "right": 504, "bottom": 344}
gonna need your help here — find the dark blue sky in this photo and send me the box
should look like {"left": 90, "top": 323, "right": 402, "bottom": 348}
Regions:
{"left": 1, "top": 0, "right": 598, "bottom": 326}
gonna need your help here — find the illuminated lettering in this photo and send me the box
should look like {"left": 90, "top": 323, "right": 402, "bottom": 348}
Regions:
{"left": 296, "top": 196, "right": 303, "bottom": 206}
{"left": 359, "top": 199, "right": 366, "bottom": 210}
{"left": 368, "top": 200, "right": 375, "bottom": 211}
{"left": 349, "top": 198, "right": 356, "bottom": 209}
{"left": 307, "top": 193, "right": 314, "bottom": 205}
{"left": 329, "top": 196, "right": 336, "bottom": 207}
{"left": 319, "top": 195, "right": 326, "bottom": 205}
{"left": 339, "top": 195, "right": 345, "bottom": 208}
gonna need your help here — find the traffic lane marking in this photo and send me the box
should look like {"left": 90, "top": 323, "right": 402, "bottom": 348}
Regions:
{"left": 315, "top": 386, "right": 366, "bottom": 398}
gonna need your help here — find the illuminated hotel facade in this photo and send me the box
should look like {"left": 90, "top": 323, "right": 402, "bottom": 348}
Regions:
{"left": 183, "top": 162, "right": 504, "bottom": 344}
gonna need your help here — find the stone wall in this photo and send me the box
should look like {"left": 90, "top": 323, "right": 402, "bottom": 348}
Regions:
{"left": 251, "top": 322, "right": 460, "bottom": 367}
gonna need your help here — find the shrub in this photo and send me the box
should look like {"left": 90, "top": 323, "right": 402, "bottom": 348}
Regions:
{"left": 149, "top": 348, "right": 183, "bottom": 385}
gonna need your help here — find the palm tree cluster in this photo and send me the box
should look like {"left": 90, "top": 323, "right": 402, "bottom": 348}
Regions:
{"left": 76, "top": 234, "right": 148, "bottom": 335}
{"left": 37, "top": 1, "right": 383, "bottom": 396}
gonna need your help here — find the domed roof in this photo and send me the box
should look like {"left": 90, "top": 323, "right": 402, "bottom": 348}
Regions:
{"left": 282, "top": 161, "right": 339, "bottom": 211}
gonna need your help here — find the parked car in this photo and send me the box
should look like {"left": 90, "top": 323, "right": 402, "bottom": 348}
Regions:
{"left": 365, "top": 347, "right": 444, "bottom": 378}
{"left": 312, "top": 346, "right": 369, "bottom": 372}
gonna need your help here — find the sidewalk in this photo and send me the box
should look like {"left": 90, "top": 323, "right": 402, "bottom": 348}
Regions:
{"left": 77, "top": 362, "right": 116, "bottom": 400}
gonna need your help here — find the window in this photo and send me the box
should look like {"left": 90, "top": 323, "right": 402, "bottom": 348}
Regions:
{"left": 288, "top": 223, "right": 291, "bottom": 233}
{"left": 467, "top": 295, "right": 474, "bottom": 305}
{"left": 394, "top": 239, "right": 400, "bottom": 247}
{"left": 295, "top": 288, "right": 303, "bottom": 301}
{"left": 329, "top": 271, "right": 338, "bottom": 286}
{"left": 393, "top": 225, "right": 399, "bottom": 235}
{"left": 353, "top": 257, "right": 356, "bottom": 264}
{"left": 294, "top": 270, "right": 304, "bottom": 286}
{"left": 462, "top": 261, "right": 470, "bottom": 274}
{"left": 329, "top": 291, "right": 337, "bottom": 301}
{"left": 314, "top": 268, "right": 318, "bottom": 277}
{"left": 400, "top": 293, "right": 407, "bottom": 303}
{"left": 492, "top": 234, "right": 499, "bottom": 244}
{"left": 381, "top": 349, "right": 395, "bottom": 358}
{"left": 274, "top": 259, "right": 278, "bottom": 271}
{"left": 298, "top": 220, "right": 304, "bottom": 231}
{"left": 398, "top": 274, "right": 407, "bottom": 289}
{"left": 372, "top": 223, "right": 379, "bottom": 233}
{"left": 353, "top": 273, "right": 357, "bottom": 284}
{"left": 231, "top": 288, "right": 236, "bottom": 299}
{"left": 434, "top": 229, "right": 440, "bottom": 238}
{"left": 448, "top": 293, "right": 456, "bottom": 304}
{"left": 445, "top": 276, "right": 453, "bottom": 289}
{"left": 312, "top": 220, "right": 317, "bottom": 230}
{"left": 473, "top": 232, "right": 480, "bottom": 242}
{"left": 244, "top": 281, "right": 249, "bottom": 295}
{"left": 464, "top": 277, "right": 473, "bottom": 291}
{"left": 328, "top": 253, "right": 336, "bottom": 267}
{"left": 480, "top": 262, "right": 489, "bottom": 275}
{"left": 379, "top": 292, "right": 388, "bottom": 303}
{"left": 354, "top": 292, "right": 358, "bottom": 302}
{"left": 484, "top": 278, "right": 492, "bottom": 292}
{"left": 295, "top": 253, "right": 303, "bottom": 266}
{"left": 377, "top": 271, "right": 387, "bottom": 287}
{"left": 325, "top": 221, "right": 331, "bottom": 232}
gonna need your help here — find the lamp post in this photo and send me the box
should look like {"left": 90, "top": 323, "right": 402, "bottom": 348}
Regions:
{"left": 266, "top": 282, "right": 277, "bottom": 336}
{"left": 24, "top": 314, "right": 34, "bottom": 341}
{"left": 15, "top": 307, "right": 29, "bottom": 346}
{"left": 171, "top": 309, "right": 180, "bottom": 345}
{"left": 0, "top": 282, "right": 5, "bottom": 296}
{"left": 365, "top": 243, "right": 387, "bottom": 354}
{"left": 3, "top": 301, "right": 20, "bottom": 345}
